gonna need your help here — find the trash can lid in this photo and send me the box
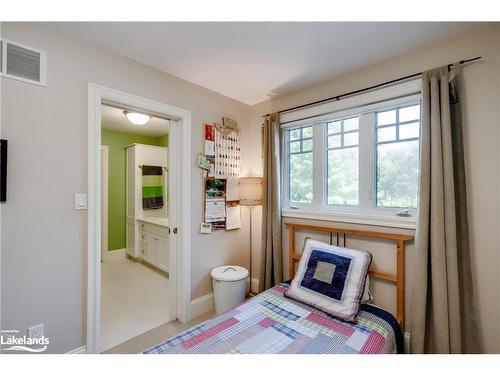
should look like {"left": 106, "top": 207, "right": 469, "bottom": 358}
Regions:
{"left": 211, "top": 265, "right": 249, "bottom": 282}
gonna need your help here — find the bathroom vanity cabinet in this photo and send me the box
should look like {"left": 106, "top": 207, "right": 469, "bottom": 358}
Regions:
{"left": 137, "top": 218, "right": 170, "bottom": 273}
{"left": 125, "top": 143, "right": 169, "bottom": 274}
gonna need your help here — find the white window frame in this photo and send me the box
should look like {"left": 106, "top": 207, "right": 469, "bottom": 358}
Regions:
{"left": 374, "top": 103, "right": 421, "bottom": 210}
{"left": 285, "top": 125, "right": 315, "bottom": 205}
{"left": 281, "top": 82, "right": 421, "bottom": 229}
{"left": 325, "top": 115, "right": 361, "bottom": 208}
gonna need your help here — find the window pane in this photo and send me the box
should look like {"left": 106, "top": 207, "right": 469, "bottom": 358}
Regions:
{"left": 302, "top": 126, "right": 313, "bottom": 138}
{"left": 377, "top": 110, "right": 396, "bottom": 125}
{"left": 343, "top": 117, "right": 359, "bottom": 132}
{"left": 343, "top": 132, "right": 358, "bottom": 146}
{"left": 327, "top": 148, "right": 359, "bottom": 205}
{"left": 377, "top": 126, "right": 396, "bottom": 142}
{"left": 302, "top": 138, "right": 313, "bottom": 151}
{"left": 328, "top": 121, "right": 341, "bottom": 134}
{"left": 377, "top": 140, "right": 419, "bottom": 208}
{"left": 290, "top": 140, "right": 300, "bottom": 153}
{"left": 328, "top": 134, "right": 341, "bottom": 149}
{"left": 289, "top": 129, "right": 300, "bottom": 141}
{"left": 399, "top": 122, "right": 420, "bottom": 139}
{"left": 399, "top": 105, "right": 420, "bottom": 122}
{"left": 290, "top": 153, "right": 313, "bottom": 203}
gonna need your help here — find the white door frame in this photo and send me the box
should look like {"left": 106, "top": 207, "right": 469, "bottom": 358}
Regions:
{"left": 100, "top": 145, "right": 108, "bottom": 262}
{"left": 87, "top": 83, "right": 192, "bottom": 354}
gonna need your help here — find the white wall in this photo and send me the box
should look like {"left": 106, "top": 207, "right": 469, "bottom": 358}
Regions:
{"left": 246, "top": 24, "right": 500, "bottom": 353}
{"left": 0, "top": 23, "right": 251, "bottom": 353}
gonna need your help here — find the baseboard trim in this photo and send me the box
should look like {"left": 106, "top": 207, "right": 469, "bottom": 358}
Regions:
{"left": 190, "top": 293, "right": 214, "bottom": 320}
{"left": 66, "top": 345, "right": 87, "bottom": 354}
{"left": 404, "top": 332, "right": 410, "bottom": 353}
{"left": 104, "top": 248, "right": 126, "bottom": 262}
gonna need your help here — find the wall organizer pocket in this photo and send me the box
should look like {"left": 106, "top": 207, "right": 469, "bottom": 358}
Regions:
{"left": 201, "top": 119, "right": 241, "bottom": 232}
{"left": 204, "top": 177, "right": 227, "bottom": 231}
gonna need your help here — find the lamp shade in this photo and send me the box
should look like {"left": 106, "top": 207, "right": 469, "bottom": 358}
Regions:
{"left": 239, "top": 177, "right": 263, "bottom": 206}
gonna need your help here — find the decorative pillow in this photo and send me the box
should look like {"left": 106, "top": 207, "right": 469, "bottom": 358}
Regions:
{"left": 285, "top": 238, "right": 372, "bottom": 322}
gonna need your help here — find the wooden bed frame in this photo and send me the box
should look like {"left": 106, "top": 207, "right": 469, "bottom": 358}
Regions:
{"left": 285, "top": 222, "right": 414, "bottom": 328}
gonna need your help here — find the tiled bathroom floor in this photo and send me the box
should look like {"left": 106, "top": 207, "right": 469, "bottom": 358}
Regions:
{"left": 100, "top": 257, "right": 170, "bottom": 352}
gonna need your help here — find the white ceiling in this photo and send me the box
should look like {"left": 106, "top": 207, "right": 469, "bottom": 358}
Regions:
{"left": 101, "top": 104, "right": 169, "bottom": 137}
{"left": 47, "top": 22, "right": 478, "bottom": 105}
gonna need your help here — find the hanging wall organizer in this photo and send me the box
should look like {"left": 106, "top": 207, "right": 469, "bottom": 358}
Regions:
{"left": 200, "top": 119, "right": 242, "bottom": 232}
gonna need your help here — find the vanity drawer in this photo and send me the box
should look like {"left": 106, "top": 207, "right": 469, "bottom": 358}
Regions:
{"left": 138, "top": 221, "right": 170, "bottom": 237}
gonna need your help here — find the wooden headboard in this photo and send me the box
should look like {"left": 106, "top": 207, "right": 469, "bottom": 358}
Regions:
{"left": 285, "top": 222, "right": 414, "bottom": 328}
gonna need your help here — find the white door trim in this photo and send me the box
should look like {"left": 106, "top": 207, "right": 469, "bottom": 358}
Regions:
{"left": 100, "top": 145, "right": 108, "bottom": 262}
{"left": 87, "top": 83, "right": 192, "bottom": 354}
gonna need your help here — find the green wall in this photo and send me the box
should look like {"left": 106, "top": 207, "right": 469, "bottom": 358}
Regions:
{"left": 157, "top": 134, "right": 169, "bottom": 148}
{"left": 102, "top": 128, "right": 168, "bottom": 250}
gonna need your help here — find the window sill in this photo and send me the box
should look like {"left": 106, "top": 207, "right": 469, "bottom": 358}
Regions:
{"left": 281, "top": 208, "right": 416, "bottom": 230}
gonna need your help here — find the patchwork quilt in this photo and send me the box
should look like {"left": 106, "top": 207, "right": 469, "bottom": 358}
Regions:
{"left": 144, "top": 283, "right": 403, "bottom": 354}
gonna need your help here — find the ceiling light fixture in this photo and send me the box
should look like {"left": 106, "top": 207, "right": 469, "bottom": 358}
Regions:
{"left": 123, "top": 111, "right": 151, "bottom": 125}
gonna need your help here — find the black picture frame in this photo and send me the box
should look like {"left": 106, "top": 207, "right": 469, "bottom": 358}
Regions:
{"left": 0, "top": 139, "right": 7, "bottom": 202}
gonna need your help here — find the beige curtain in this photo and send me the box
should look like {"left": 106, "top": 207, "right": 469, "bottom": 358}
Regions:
{"left": 259, "top": 113, "right": 283, "bottom": 292}
{"left": 411, "top": 64, "right": 480, "bottom": 353}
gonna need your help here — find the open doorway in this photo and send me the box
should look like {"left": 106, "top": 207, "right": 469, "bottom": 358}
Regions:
{"left": 99, "top": 104, "right": 172, "bottom": 352}
{"left": 87, "top": 84, "right": 192, "bottom": 354}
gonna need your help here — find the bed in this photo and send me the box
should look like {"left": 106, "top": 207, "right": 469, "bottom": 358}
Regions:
{"left": 144, "top": 281, "right": 404, "bottom": 354}
{"left": 145, "top": 224, "right": 413, "bottom": 354}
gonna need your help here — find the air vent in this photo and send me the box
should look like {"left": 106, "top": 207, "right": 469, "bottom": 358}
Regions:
{"left": 0, "top": 39, "right": 47, "bottom": 86}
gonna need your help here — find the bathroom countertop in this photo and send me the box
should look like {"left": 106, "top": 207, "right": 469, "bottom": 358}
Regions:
{"left": 137, "top": 217, "right": 170, "bottom": 228}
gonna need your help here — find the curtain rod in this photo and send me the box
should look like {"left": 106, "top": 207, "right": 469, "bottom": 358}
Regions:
{"left": 262, "top": 56, "right": 482, "bottom": 118}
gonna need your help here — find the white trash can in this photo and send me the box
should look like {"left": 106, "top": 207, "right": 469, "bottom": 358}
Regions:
{"left": 211, "top": 265, "right": 249, "bottom": 314}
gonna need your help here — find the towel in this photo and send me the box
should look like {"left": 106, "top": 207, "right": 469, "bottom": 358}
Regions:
{"left": 142, "top": 165, "right": 164, "bottom": 209}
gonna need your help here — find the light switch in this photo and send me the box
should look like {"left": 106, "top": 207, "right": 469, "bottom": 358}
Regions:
{"left": 74, "top": 193, "right": 87, "bottom": 210}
